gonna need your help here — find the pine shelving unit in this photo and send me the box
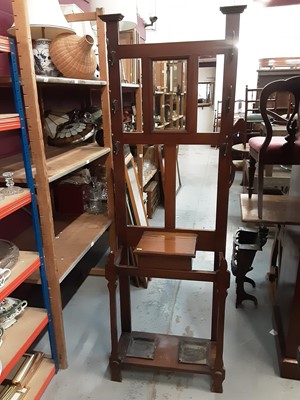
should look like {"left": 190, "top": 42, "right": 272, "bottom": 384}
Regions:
{"left": 7, "top": 2, "right": 115, "bottom": 369}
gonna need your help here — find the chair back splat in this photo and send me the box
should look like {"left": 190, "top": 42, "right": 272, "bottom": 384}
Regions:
{"left": 247, "top": 76, "right": 300, "bottom": 219}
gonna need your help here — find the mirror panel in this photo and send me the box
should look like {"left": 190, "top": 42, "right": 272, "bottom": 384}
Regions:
{"left": 153, "top": 60, "right": 187, "bottom": 130}
{"left": 175, "top": 144, "right": 218, "bottom": 230}
{"left": 197, "top": 58, "right": 217, "bottom": 133}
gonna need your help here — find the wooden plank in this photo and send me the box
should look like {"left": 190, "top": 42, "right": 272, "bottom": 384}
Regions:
{"left": 55, "top": 213, "right": 111, "bottom": 282}
{"left": 0, "top": 251, "right": 40, "bottom": 301}
{"left": 36, "top": 75, "right": 106, "bottom": 86}
{"left": 0, "top": 144, "right": 110, "bottom": 183}
{"left": 0, "top": 189, "right": 31, "bottom": 219}
{"left": 0, "top": 114, "right": 20, "bottom": 131}
{"left": 0, "top": 35, "right": 10, "bottom": 52}
{"left": 0, "top": 307, "right": 48, "bottom": 383}
{"left": 23, "top": 357, "right": 55, "bottom": 400}
{"left": 240, "top": 194, "right": 300, "bottom": 224}
{"left": 26, "top": 213, "right": 112, "bottom": 283}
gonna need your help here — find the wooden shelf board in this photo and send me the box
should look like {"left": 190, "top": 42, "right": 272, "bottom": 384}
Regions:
{"left": 0, "top": 36, "right": 10, "bottom": 53}
{"left": 0, "top": 144, "right": 110, "bottom": 183}
{"left": 0, "top": 251, "right": 40, "bottom": 301}
{"left": 240, "top": 194, "right": 300, "bottom": 224}
{"left": 0, "top": 307, "right": 48, "bottom": 383}
{"left": 0, "top": 189, "right": 31, "bottom": 219}
{"left": 122, "top": 83, "right": 140, "bottom": 89}
{"left": 26, "top": 213, "right": 112, "bottom": 284}
{"left": 23, "top": 357, "right": 55, "bottom": 400}
{"left": 0, "top": 114, "right": 20, "bottom": 131}
{"left": 36, "top": 75, "right": 106, "bottom": 86}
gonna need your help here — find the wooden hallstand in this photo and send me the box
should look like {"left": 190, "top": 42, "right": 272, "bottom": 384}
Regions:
{"left": 102, "top": 5, "right": 246, "bottom": 393}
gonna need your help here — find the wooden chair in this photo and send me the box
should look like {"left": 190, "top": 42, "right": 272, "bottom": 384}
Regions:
{"left": 247, "top": 76, "right": 300, "bottom": 218}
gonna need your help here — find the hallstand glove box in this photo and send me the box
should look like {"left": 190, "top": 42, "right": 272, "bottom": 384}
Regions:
{"left": 134, "top": 231, "right": 198, "bottom": 271}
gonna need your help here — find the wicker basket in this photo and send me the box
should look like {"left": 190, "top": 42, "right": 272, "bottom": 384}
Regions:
{"left": 50, "top": 33, "right": 97, "bottom": 80}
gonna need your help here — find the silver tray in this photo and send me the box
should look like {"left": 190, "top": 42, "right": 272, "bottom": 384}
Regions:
{"left": 0, "top": 239, "right": 19, "bottom": 270}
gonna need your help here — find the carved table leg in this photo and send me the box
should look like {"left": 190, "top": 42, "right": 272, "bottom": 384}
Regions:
{"left": 235, "top": 249, "right": 258, "bottom": 307}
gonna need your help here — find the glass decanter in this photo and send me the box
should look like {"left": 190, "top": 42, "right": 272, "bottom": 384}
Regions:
{"left": 2, "top": 172, "right": 23, "bottom": 196}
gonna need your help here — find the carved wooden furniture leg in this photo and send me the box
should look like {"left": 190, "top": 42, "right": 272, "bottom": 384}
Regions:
{"left": 257, "top": 161, "right": 265, "bottom": 219}
{"left": 211, "top": 256, "right": 230, "bottom": 393}
{"left": 248, "top": 156, "right": 256, "bottom": 198}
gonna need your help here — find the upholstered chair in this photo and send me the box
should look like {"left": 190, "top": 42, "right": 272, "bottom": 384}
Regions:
{"left": 247, "top": 76, "right": 300, "bottom": 218}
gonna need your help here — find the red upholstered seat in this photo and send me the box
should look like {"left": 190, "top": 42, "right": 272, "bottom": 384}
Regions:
{"left": 248, "top": 136, "right": 300, "bottom": 164}
{"left": 247, "top": 76, "right": 300, "bottom": 219}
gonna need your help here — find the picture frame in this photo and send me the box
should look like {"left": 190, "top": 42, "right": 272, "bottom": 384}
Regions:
{"left": 125, "top": 154, "right": 148, "bottom": 226}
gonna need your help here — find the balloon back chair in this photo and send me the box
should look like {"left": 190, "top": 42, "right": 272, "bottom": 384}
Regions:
{"left": 247, "top": 76, "right": 300, "bottom": 219}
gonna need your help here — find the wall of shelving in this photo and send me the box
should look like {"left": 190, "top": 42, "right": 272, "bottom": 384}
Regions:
{"left": 0, "top": 34, "right": 57, "bottom": 398}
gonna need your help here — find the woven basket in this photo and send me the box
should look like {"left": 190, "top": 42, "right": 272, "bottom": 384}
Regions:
{"left": 50, "top": 33, "right": 97, "bottom": 80}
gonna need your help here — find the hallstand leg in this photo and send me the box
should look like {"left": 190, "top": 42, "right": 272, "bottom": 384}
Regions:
{"left": 211, "top": 256, "right": 230, "bottom": 393}
{"left": 106, "top": 253, "right": 122, "bottom": 382}
{"left": 110, "top": 358, "right": 122, "bottom": 382}
{"left": 211, "top": 253, "right": 220, "bottom": 341}
{"left": 211, "top": 370, "right": 225, "bottom": 393}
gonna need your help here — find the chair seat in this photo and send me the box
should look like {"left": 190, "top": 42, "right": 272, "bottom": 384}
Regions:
{"left": 249, "top": 136, "right": 300, "bottom": 164}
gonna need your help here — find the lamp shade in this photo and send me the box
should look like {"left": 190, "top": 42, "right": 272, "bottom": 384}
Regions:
{"left": 89, "top": 0, "right": 137, "bottom": 31}
{"left": 7, "top": 0, "right": 75, "bottom": 40}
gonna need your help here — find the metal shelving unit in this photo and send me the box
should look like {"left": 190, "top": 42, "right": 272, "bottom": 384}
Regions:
{"left": 0, "top": 35, "right": 57, "bottom": 398}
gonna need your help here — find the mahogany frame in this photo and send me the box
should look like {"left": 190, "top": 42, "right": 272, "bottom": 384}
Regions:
{"left": 101, "top": 5, "right": 246, "bottom": 393}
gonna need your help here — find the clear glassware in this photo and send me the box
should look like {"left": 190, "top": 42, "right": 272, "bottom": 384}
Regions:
{"left": 86, "top": 177, "right": 103, "bottom": 215}
{"left": 0, "top": 240, "right": 19, "bottom": 270}
{"left": 2, "top": 172, "right": 23, "bottom": 196}
{"left": 0, "top": 189, "right": 4, "bottom": 201}
{"left": 87, "top": 185, "right": 103, "bottom": 214}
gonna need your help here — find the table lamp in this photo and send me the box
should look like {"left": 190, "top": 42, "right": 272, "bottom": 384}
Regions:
{"left": 7, "top": 0, "right": 75, "bottom": 76}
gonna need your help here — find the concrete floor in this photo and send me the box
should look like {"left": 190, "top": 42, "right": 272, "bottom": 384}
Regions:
{"left": 39, "top": 145, "right": 300, "bottom": 399}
